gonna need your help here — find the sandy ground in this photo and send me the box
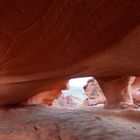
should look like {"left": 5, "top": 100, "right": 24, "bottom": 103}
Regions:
{"left": 0, "top": 105, "right": 139, "bottom": 140}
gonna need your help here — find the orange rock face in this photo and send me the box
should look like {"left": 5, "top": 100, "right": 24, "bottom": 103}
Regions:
{"left": 0, "top": 0, "right": 140, "bottom": 106}
{"left": 27, "top": 90, "right": 61, "bottom": 105}
{"left": 27, "top": 80, "right": 68, "bottom": 105}
{"left": 97, "top": 76, "right": 136, "bottom": 109}
{"left": 131, "top": 77, "right": 140, "bottom": 104}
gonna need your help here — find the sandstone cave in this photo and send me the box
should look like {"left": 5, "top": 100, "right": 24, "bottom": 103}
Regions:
{"left": 0, "top": 0, "right": 140, "bottom": 139}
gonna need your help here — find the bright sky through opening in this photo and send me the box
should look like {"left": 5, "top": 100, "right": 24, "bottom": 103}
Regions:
{"left": 69, "top": 77, "right": 92, "bottom": 88}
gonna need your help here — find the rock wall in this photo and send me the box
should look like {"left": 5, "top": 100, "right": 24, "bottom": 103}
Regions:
{"left": 27, "top": 80, "right": 68, "bottom": 105}
{"left": 0, "top": 0, "right": 140, "bottom": 106}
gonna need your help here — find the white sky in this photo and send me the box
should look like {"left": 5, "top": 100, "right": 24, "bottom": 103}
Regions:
{"left": 69, "top": 77, "right": 92, "bottom": 88}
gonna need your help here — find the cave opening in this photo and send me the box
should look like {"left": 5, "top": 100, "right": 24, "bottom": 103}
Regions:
{"left": 52, "top": 77, "right": 106, "bottom": 109}
{"left": 26, "top": 76, "right": 140, "bottom": 110}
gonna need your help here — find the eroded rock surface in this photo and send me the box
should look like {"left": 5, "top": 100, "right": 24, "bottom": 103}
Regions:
{"left": 0, "top": 0, "right": 140, "bottom": 106}
{"left": 0, "top": 105, "right": 140, "bottom": 140}
{"left": 27, "top": 80, "right": 68, "bottom": 105}
{"left": 96, "top": 76, "right": 137, "bottom": 109}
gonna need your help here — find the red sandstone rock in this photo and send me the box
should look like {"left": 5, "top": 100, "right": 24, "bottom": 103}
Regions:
{"left": 27, "top": 80, "right": 68, "bottom": 105}
{"left": 96, "top": 76, "right": 136, "bottom": 109}
{"left": 0, "top": 0, "right": 140, "bottom": 106}
{"left": 131, "top": 77, "right": 140, "bottom": 105}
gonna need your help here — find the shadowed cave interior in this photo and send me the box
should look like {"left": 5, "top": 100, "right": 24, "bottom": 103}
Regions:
{"left": 0, "top": 0, "right": 140, "bottom": 139}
